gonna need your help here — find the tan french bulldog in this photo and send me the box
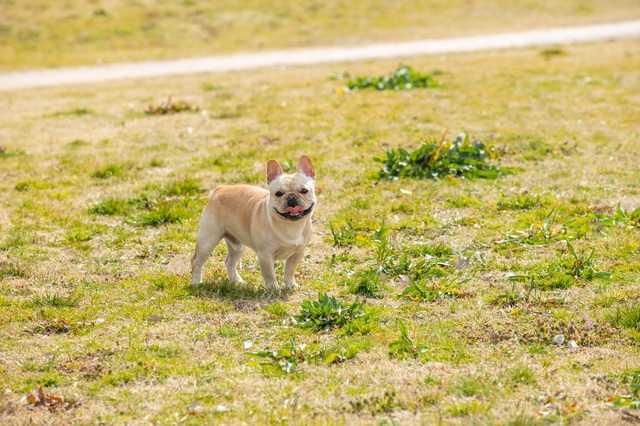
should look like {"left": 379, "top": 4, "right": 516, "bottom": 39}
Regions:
{"left": 191, "top": 155, "right": 316, "bottom": 290}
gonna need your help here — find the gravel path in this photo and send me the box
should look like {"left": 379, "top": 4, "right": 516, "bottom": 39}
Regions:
{"left": 2, "top": 19, "right": 640, "bottom": 91}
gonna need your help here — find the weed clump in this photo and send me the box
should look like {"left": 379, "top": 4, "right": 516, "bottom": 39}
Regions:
{"left": 516, "top": 312, "right": 617, "bottom": 347}
{"left": 90, "top": 164, "right": 130, "bottom": 179}
{"left": 131, "top": 200, "right": 192, "bottom": 227}
{"left": 375, "top": 133, "right": 519, "bottom": 180}
{"left": 388, "top": 320, "right": 427, "bottom": 359}
{"left": 161, "top": 177, "right": 201, "bottom": 197}
{"left": 247, "top": 338, "right": 358, "bottom": 373}
{"left": 499, "top": 211, "right": 588, "bottom": 245}
{"left": 294, "top": 293, "right": 367, "bottom": 330}
{"left": 398, "top": 276, "right": 470, "bottom": 302}
{"left": 607, "top": 303, "right": 640, "bottom": 332}
{"left": 0, "top": 259, "right": 30, "bottom": 279}
{"left": 24, "top": 318, "right": 76, "bottom": 335}
{"left": 350, "top": 389, "right": 405, "bottom": 414}
{"left": 328, "top": 218, "right": 362, "bottom": 247}
{"left": 145, "top": 97, "right": 200, "bottom": 115}
{"left": 14, "top": 179, "right": 52, "bottom": 192}
{"left": 501, "top": 205, "right": 640, "bottom": 247}
{"left": 89, "top": 198, "right": 131, "bottom": 216}
{"left": 593, "top": 204, "right": 640, "bottom": 229}
{"left": 91, "top": 190, "right": 199, "bottom": 227}
{"left": 497, "top": 192, "right": 543, "bottom": 210}
{"left": 342, "top": 65, "right": 440, "bottom": 92}
{"left": 0, "top": 146, "right": 24, "bottom": 159}
{"left": 52, "top": 108, "right": 92, "bottom": 117}
{"left": 505, "top": 240, "right": 612, "bottom": 294}
{"left": 346, "top": 269, "right": 389, "bottom": 299}
{"left": 602, "top": 369, "right": 640, "bottom": 410}
{"left": 30, "top": 292, "right": 80, "bottom": 308}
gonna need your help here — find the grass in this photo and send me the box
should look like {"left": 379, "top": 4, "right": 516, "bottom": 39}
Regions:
{"left": 375, "top": 132, "right": 520, "bottom": 180}
{"left": 0, "top": 34, "right": 639, "bottom": 424}
{"left": 144, "top": 97, "right": 201, "bottom": 115}
{"left": 294, "top": 293, "right": 368, "bottom": 330}
{"left": 340, "top": 65, "right": 441, "bottom": 92}
{"left": 2, "top": 0, "right": 640, "bottom": 71}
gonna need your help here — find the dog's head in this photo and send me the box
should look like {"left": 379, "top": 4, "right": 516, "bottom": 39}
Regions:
{"left": 267, "top": 155, "right": 316, "bottom": 222}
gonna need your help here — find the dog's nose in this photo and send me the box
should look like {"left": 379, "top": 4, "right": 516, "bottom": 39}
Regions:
{"left": 286, "top": 194, "right": 299, "bottom": 206}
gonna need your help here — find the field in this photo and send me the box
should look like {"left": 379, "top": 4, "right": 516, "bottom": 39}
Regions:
{"left": 2, "top": 0, "right": 640, "bottom": 70}
{"left": 2, "top": 2, "right": 640, "bottom": 425}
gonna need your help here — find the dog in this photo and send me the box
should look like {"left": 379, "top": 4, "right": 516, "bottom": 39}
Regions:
{"left": 191, "top": 155, "right": 316, "bottom": 290}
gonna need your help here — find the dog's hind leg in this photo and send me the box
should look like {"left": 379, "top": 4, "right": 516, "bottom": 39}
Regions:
{"left": 191, "top": 215, "right": 223, "bottom": 285}
{"left": 224, "top": 235, "right": 246, "bottom": 284}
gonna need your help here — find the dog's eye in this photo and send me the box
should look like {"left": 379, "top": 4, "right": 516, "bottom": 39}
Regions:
{"left": 275, "top": 191, "right": 283, "bottom": 197}
{"left": 300, "top": 188, "right": 308, "bottom": 194}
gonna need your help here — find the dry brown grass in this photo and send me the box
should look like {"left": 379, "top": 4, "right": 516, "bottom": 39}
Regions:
{"left": 2, "top": 0, "right": 640, "bottom": 70}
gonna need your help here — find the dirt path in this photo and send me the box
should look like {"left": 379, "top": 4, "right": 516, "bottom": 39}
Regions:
{"left": 2, "top": 20, "right": 640, "bottom": 91}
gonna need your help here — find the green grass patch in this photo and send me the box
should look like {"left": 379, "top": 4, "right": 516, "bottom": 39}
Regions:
{"left": 52, "top": 108, "right": 92, "bottom": 117}
{"left": 607, "top": 303, "right": 640, "bottom": 332}
{"left": 0, "top": 146, "right": 25, "bottom": 159}
{"left": 603, "top": 369, "right": 640, "bottom": 410}
{"left": 503, "top": 365, "right": 537, "bottom": 387}
{"left": 398, "top": 275, "right": 471, "bottom": 301}
{"left": 388, "top": 320, "right": 427, "bottom": 359}
{"left": 498, "top": 211, "right": 589, "bottom": 245}
{"left": 89, "top": 197, "right": 131, "bottom": 216}
{"left": 90, "top": 163, "right": 131, "bottom": 179}
{"left": 247, "top": 338, "right": 359, "bottom": 374}
{"left": 294, "top": 293, "right": 369, "bottom": 331}
{"left": 341, "top": 65, "right": 441, "bottom": 92}
{"left": 344, "top": 269, "right": 390, "bottom": 299}
{"left": 30, "top": 292, "right": 80, "bottom": 308}
{"left": 375, "top": 133, "right": 520, "bottom": 180}
{"left": 498, "top": 192, "right": 546, "bottom": 211}
{"left": 593, "top": 204, "right": 640, "bottom": 229}
{"left": 130, "top": 200, "right": 194, "bottom": 227}
{"left": 328, "top": 218, "right": 366, "bottom": 247}
{"left": 14, "top": 179, "right": 53, "bottom": 192}
{"left": 161, "top": 177, "right": 201, "bottom": 197}
{"left": 451, "top": 376, "right": 492, "bottom": 397}
{"left": 263, "top": 302, "right": 289, "bottom": 319}
{"left": 0, "top": 259, "right": 30, "bottom": 279}
{"left": 444, "top": 399, "right": 491, "bottom": 417}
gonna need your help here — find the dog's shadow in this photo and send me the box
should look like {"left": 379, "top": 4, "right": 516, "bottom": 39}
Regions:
{"left": 185, "top": 279, "right": 293, "bottom": 310}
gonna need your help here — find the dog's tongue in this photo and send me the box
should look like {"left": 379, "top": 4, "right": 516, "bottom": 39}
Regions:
{"left": 285, "top": 206, "right": 304, "bottom": 215}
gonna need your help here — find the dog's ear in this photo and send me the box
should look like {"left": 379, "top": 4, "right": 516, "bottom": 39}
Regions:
{"left": 267, "top": 159, "right": 284, "bottom": 184}
{"left": 297, "top": 155, "right": 315, "bottom": 179}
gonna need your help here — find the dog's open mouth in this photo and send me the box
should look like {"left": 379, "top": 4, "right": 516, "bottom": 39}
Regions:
{"left": 275, "top": 204, "right": 314, "bottom": 221}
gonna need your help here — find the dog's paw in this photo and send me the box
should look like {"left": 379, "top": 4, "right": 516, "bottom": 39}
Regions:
{"left": 231, "top": 275, "right": 245, "bottom": 285}
{"left": 265, "top": 281, "right": 281, "bottom": 291}
{"left": 283, "top": 280, "right": 299, "bottom": 290}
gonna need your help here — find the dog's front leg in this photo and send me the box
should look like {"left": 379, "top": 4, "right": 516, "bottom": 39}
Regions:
{"left": 257, "top": 253, "right": 280, "bottom": 290}
{"left": 283, "top": 248, "right": 305, "bottom": 289}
